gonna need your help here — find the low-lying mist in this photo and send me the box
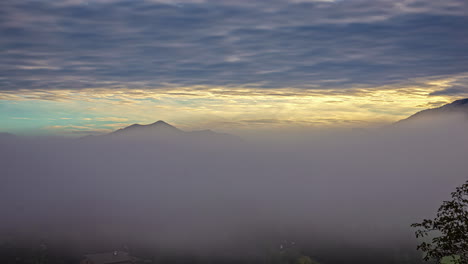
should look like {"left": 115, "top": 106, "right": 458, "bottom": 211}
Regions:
{"left": 1, "top": 115, "right": 467, "bottom": 262}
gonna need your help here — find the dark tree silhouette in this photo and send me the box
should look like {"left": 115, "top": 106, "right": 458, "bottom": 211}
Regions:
{"left": 411, "top": 180, "right": 468, "bottom": 264}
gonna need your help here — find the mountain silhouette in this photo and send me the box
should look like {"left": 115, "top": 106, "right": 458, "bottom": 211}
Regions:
{"left": 395, "top": 98, "right": 468, "bottom": 125}
{"left": 101, "top": 120, "right": 239, "bottom": 143}
{"left": 109, "top": 120, "right": 183, "bottom": 137}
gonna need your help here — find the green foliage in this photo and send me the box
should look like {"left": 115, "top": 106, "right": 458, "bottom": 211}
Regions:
{"left": 411, "top": 180, "right": 468, "bottom": 264}
{"left": 441, "top": 255, "right": 461, "bottom": 264}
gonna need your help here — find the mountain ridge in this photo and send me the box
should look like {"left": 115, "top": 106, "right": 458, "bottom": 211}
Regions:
{"left": 395, "top": 98, "right": 468, "bottom": 125}
{"left": 100, "top": 120, "right": 238, "bottom": 143}
{"left": 2, "top": 99, "right": 468, "bottom": 139}
{"left": 109, "top": 120, "right": 183, "bottom": 137}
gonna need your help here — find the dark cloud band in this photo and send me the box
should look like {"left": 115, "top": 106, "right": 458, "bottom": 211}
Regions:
{"left": 1, "top": 0, "right": 467, "bottom": 90}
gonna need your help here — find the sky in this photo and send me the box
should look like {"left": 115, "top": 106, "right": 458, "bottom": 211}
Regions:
{"left": 1, "top": 0, "right": 468, "bottom": 135}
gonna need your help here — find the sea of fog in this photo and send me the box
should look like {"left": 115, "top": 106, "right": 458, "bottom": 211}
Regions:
{"left": 1, "top": 115, "right": 467, "bottom": 263}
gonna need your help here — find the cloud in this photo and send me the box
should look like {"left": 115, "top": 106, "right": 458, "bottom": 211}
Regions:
{"left": 1, "top": 74, "right": 465, "bottom": 135}
{"left": 44, "top": 124, "right": 113, "bottom": 135}
{"left": 429, "top": 86, "right": 468, "bottom": 96}
{"left": 95, "top": 117, "right": 129, "bottom": 122}
{"left": 1, "top": 0, "right": 467, "bottom": 134}
{"left": 0, "top": 0, "right": 467, "bottom": 91}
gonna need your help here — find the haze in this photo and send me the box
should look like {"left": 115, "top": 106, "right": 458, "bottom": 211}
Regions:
{"left": 1, "top": 114, "right": 467, "bottom": 263}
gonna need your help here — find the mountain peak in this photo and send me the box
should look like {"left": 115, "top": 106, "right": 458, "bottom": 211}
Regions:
{"left": 91, "top": 120, "right": 240, "bottom": 143}
{"left": 123, "top": 120, "right": 174, "bottom": 128}
{"left": 395, "top": 98, "right": 468, "bottom": 125}
{"left": 107, "top": 120, "right": 182, "bottom": 138}
{"left": 448, "top": 98, "right": 468, "bottom": 106}
{"left": 151, "top": 120, "right": 173, "bottom": 126}
{"left": 124, "top": 120, "right": 178, "bottom": 129}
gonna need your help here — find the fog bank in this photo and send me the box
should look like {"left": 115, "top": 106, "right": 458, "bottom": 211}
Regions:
{"left": 1, "top": 115, "right": 467, "bottom": 260}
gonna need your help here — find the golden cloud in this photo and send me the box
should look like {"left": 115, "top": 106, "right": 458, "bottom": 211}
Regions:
{"left": 1, "top": 73, "right": 466, "bottom": 133}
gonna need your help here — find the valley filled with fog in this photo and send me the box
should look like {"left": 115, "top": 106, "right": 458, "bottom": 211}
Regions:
{"left": 1, "top": 114, "right": 467, "bottom": 263}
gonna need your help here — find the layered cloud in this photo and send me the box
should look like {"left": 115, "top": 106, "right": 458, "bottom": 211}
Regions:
{"left": 1, "top": 0, "right": 467, "bottom": 134}
{"left": 1, "top": 0, "right": 467, "bottom": 90}
{"left": 1, "top": 74, "right": 466, "bottom": 135}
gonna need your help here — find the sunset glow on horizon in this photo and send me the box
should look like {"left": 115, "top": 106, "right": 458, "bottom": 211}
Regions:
{"left": 1, "top": 74, "right": 467, "bottom": 135}
{"left": 1, "top": 0, "right": 468, "bottom": 135}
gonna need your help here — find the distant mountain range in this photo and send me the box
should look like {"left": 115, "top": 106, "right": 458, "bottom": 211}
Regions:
{"left": 108, "top": 120, "right": 184, "bottom": 138}
{"left": 94, "top": 120, "right": 239, "bottom": 143}
{"left": 1, "top": 99, "right": 468, "bottom": 140}
{"left": 395, "top": 98, "right": 468, "bottom": 125}
{"left": 104, "top": 98, "right": 468, "bottom": 138}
